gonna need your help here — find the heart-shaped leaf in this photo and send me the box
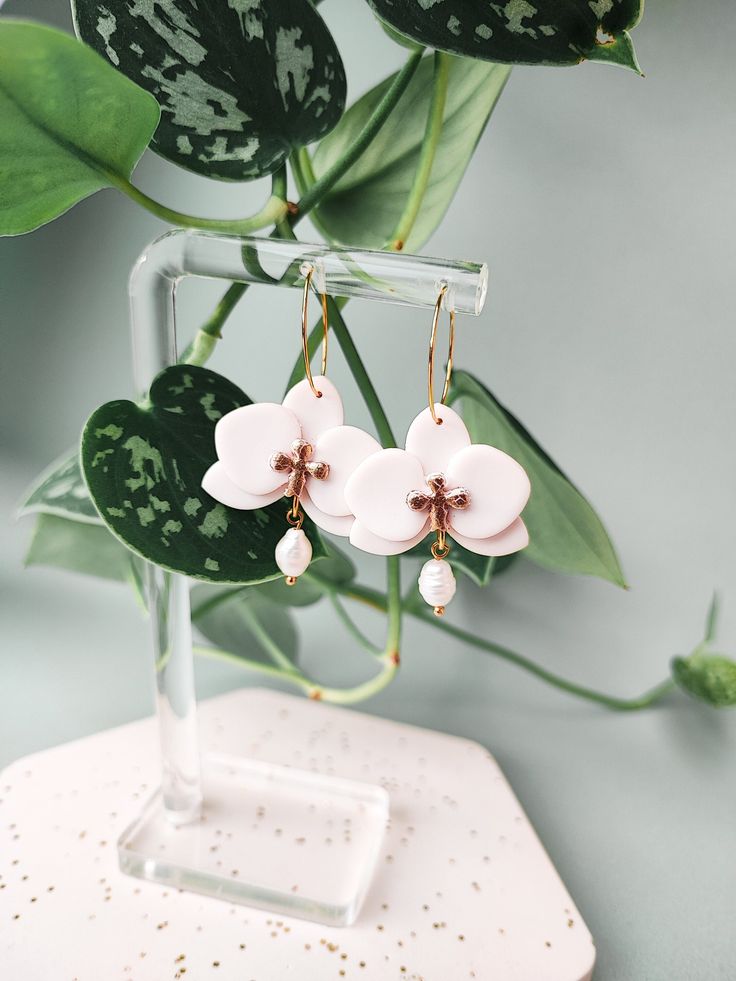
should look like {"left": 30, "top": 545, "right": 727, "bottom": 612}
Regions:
{"left": 81, "top": 364, "right": 325, "bottom": 583}
{"left": 452, "top": 370, "right": 626, "bottom": 587}
{"left": 364, "top": 0, "right": 642, "bottom": 72}
{"left": 192, "top": 584, "right": 299, "bottom": 666}
{"left": 25, "top": 512, "right": 143, "bottom": 585}
{"left": 672, "top": 654, "right": 736, "bottom": 708}
{"left": 312, "top": 55, "right": 509, "bottom": 251}
{"left": 73, "top": 0, "right": 347, "bottom": 181}
{"left": 0, "top": 19, "right": 159, "bottom": 236}
{"left": 18, "top": 450, "right": 101, "bottom": 524}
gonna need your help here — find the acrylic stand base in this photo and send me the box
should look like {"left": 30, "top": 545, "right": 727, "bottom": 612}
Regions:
{"left": 118, "top": 753, "right": 389, "bottom": 926}
{"left": 0, "top": 688, "right": 595, "bottom": 980}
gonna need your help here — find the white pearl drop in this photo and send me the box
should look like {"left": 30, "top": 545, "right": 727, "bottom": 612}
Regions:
{"left": 275, "top": 528, "right": 312, "bottom": 578}
{"left": 418, "top": 558, "right": 456, "bottom": 609}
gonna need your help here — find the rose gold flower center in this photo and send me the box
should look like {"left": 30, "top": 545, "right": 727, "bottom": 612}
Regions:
{"left": 270, "top": 439, "right": 330, "bottom": 499}
{"left": 406, "top": 473, "right": 470, "bottom": 532}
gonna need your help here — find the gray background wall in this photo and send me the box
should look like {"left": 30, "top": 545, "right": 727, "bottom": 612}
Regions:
{"left": 1, "top": 1, "right": 735, "bottom": 977}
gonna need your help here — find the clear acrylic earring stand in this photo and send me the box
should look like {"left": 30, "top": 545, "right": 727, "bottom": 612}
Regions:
{"left": 118, "top": 230, "right": 488, "bottom": 926}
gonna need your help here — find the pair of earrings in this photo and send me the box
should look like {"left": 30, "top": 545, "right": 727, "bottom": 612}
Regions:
{"left": 202, "top": 269, "right": 531, "bottom": 614}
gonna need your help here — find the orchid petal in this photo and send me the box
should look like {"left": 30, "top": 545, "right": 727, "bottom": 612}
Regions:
{"left": 446, "top": 443, "right": 531, "bottom": 539}
{"left": 350, "top": 518, "right": 430, "bottom": 556}
{"left": 345, "top": 448, "right": 428, "bottom": 541}
{"left": 202, "top": 462, "right": 285, "bottom": 511}
{"left": 449, "top": 518, "right": 529, "bottom": 556}
{"left": 215, "top": 402, "right": 300, "bottom": 495}
{"left": 301, "top": 491, "right": 354, "bottom": 537}
{"left": 282, "top": 375, "right": 343, "bottom": 444}
{"left": 308, "top": 425, "right": 381, "bottom": 517}
{"left": 404, "top": 404, "right": 470, "bottom": 475}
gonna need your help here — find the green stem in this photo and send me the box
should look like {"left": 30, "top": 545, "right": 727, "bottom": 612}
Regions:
{"left": 322, "top": 580, "right": 676, "bottom": 711}
{"left": 328, "top": 298, "right": 397, "bottom": 448}
{"left": 387, "top": 51, "right": 450, "bottom": 251}
{"left": 293, "top": 49, "right": 424, "bottom": 222}
{"left": 114, "top": 176, "right": 287, "bottom": 236}
{"left": 183, "top": 50, "right": 424, "bottom": 361}
{"left": 328, "top": 593, "right": 383, "bottom": 656}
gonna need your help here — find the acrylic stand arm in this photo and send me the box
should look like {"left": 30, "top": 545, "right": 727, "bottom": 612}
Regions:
{"left": 128, "top": 230, "right": 488, "bottom": 831}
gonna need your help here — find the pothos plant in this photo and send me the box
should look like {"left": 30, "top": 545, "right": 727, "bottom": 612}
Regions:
{"left": 3, "top": 2, "right": 735, "bottom": 711}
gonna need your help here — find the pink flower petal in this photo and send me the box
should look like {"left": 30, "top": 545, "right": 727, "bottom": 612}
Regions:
{"left": 308, "top": 425, "right": 381, "bottom": 517}
{"left": 301, "top": 491, "right": 354, "bottom": 537}
{"left": 282, "top": 375, "right": 343, "bottom": 444}
{"left": 350, "top": 519, "right": 430, "bottom": 556}
{"left": 446, "top": 444, "right": 531, "bottom": 539}
{"left": 449, "top": 518, "right": 529, "bottom": 556}
{"left": 215, "top": 402, "right": 301, "bottom": 494}
{"left": 345, "top": 448, "right": 428, "bottom": 541}
{"left": 202, "top": 462, "right": 285, "bottom": 510}
{"left": 404, "top": 404, "right": 470, "bottom": 475}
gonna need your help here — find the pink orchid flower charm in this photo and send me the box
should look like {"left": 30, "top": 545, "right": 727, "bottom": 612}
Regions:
{"left": 202, "top": 376, "right": 381, "bottom": 581}
{"left": 345, "top": 403, "right": 530, "bottom": 614}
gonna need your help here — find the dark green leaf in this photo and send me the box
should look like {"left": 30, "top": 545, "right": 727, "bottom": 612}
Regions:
{"left": 72, "top": 0, "right": 346, "bottom": 181}
{"left": 192, "top": 584, "right": 298, "bottom": 666}
{"left": 312, "top": 55, "right": 509, "bottom": 250}
{"left": 0, "top": 19, "right": 159, "bottom": 236}
{"left": 18, "top": 450, "right": 100, "bottom": 524}
{"left": 81, "top": 364, "right": 325, "bottom": 583}
{"left": 364, "top": 0, "right": 642, "bottom": 72}
{"left": 452, "top": 370, "right": 625, "bottom": 587}
{"left": 25, "top": 512, "right": 142, "bottom": 585}
{"left": 672, "top": 654, "right": 736, "bottom": 708}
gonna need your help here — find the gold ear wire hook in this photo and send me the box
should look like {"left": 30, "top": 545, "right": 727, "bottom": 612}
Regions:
{"left": 428, "top": 284, "right": 456, "bottom": 425}
{"left": 301, "top": 265, "right": 329, "bottom": 399}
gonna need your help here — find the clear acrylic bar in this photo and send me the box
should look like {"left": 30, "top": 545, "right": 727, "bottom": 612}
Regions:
{"left": 120, "top": 230, "right": 488, "bottom": 924}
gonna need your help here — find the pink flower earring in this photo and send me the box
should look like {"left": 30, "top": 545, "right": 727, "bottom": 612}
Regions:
{"left": 345, "top": 286, "right": 531, "bottom": 615}
{"left": 202, "top": 267, "right": 381, "bottom": 584}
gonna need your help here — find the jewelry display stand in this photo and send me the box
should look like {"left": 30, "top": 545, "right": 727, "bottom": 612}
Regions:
{"left": 124, "top": 231, "right": 489, "bottom": 926}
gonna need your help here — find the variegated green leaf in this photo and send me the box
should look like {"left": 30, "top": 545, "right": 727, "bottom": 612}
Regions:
{"left": 25, "top": 512, "right": 143, "bottom": 585}
{"left": 81, "top": 364, "right": 326, "bottom": 583}
{"left": 452, "top": 370, "right": 626, "bottom": 587}
{"left": 0, "top": 19, "right": 159, "bottom": 236}
{"left": 364, "top": 0, "right": 643, "bottom": 72}
{"left": 312, "top": 55, "right": 509, "bottom": 251}
{"left": 18, "top": 450, "right": 101, "bottom": 524}
{"left": 72, "top": 0, "right": 347, "bottom": 181}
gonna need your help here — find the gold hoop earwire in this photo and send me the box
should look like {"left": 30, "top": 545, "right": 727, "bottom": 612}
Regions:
{"left": 301, "top": 265, "right": 329, "bottom": 399}
{"left": 428, "top": 284, "right": 456, "bottom": 425}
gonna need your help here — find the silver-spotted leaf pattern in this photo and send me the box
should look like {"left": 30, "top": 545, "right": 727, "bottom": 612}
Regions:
{"left": 367, "top": 0, "right": 642, "bottom": 72}
{"left": 18, "top": 450, "right": 101, "bottom": 524}
{"left": 81, "top": 364, "right": 326, "bottom": 583}
{"left": 72, "top": 0, "right": 347, "bottom": 180}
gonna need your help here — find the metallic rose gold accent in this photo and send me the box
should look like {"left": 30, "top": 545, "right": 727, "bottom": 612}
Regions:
{"left": 406, "top": 472, "right": 470, "bottom": 533}
{"left": 285, "top": 576, "right": 298, "bottom": 586}
{"left": 433, "top": 605, "right": 445, "bottom": 617}
{"left": 270, "top": 438, "right": 330, "bottom": 501}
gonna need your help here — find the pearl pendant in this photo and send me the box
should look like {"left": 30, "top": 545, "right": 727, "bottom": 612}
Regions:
{"left": 418, "top": 557, "right": 456, "bottom": 616}
{"left": 275, "top": 527, "right": 312, "bottom": 584}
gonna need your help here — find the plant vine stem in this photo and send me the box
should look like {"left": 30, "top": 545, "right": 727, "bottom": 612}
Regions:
{"left": 185, "top": 49, "right": 424, "bottom": 357}
{"left": 292, "top": 48, "right": 424, "bottom": 221}
{"left": 388, "top": 51, "right": 450, "bottom": 251}
{"left": 113, "top": 174, "right": 287, "bottom": 236}
{"left": 312, "top": 578, "right": 676, "bottom": 711}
